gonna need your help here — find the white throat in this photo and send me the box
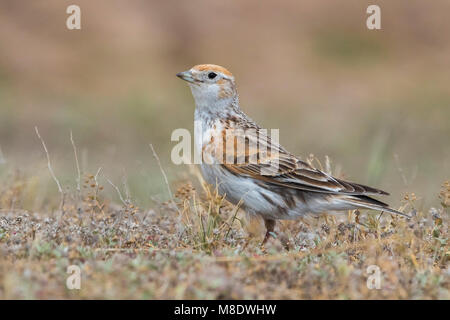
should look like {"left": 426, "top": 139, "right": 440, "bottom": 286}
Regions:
{"left": 189, "top": 83, "right": 237, "bottom": 110}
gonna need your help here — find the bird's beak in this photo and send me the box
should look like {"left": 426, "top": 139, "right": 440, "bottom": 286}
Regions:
{"left": 176, "top": 70, "right": 195, "bottom": 83}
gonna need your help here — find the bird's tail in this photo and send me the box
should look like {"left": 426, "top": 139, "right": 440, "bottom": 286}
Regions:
{"left": 340, "top": 195, "right": 411, "bottom": 218}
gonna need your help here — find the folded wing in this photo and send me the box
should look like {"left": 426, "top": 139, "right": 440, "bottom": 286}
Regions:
{"left": 218, "top": 128, "right": 389, "bottom": 196}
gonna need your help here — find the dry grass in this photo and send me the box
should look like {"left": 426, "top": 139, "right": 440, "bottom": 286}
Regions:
{"left": 0, "top": 158, "right": 448, "bottom": 299}
{"left": 0, "top": 1, "right": 449, "bottom": 300}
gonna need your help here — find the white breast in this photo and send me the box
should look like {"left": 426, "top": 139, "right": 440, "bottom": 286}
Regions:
{"left": 194, "top": 119, "right": 224, "bottom": 165}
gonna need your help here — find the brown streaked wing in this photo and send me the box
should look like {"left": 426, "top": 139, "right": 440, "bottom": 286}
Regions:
{"left": 218, "top": 128, "right": 389, "bottom": 196}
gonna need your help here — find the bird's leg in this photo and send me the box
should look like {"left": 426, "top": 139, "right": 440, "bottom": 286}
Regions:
{"left": 262, "top": 219, "right": 276, "bottom": 246}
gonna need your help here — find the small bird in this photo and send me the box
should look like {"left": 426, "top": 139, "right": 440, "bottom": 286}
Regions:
{"left": 177, "top": 64, "right": 408, "bottom": 244}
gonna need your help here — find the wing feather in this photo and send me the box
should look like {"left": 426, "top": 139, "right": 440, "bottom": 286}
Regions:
{"left": 216, "top": 127, "right": 388, "bottom": 196}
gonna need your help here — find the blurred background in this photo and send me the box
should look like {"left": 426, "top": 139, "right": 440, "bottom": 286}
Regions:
{"left": 0, "top": 0, "right": 449, "bottom": 210}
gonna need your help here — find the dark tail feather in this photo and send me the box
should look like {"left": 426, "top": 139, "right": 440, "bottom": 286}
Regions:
{"left": 336, "top": 179, "right": 390, "bottom": 196}
{"left": 342, "top": 195, "right": 411, "bottom": 218}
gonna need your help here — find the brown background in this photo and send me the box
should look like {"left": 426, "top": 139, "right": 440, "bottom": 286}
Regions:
{"left": 0, "top": 0, "right": 449, "bottom": 208}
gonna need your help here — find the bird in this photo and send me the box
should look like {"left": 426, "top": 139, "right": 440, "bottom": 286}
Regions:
{"left": 176, "top": 64, "right": 409, "bottom": 245}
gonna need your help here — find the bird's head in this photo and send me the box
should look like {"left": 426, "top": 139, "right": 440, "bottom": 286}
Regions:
{"left": 177, "top": 64, "right": 237, "bottom": 108}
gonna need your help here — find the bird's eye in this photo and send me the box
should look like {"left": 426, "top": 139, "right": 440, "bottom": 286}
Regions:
{"left": 208, "top": 72, "right": 217, "bottom": 79}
